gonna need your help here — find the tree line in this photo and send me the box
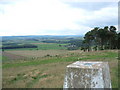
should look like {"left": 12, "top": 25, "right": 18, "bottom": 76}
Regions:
{"left": 2, "top": 44, "right": 38, "bottom": 49}
{"left": 81, "top": 26, "right": 120, "bottom": 51}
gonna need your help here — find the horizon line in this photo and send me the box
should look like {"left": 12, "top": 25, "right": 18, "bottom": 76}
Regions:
{"left": 0, "top": 34, "right": 84, "bottom": 37}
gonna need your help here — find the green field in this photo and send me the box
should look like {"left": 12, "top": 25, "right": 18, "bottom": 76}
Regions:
{"left": 35, "top": 43, "right": 68, "bottom": 50}
{"left": 2, "top": 35, "right": 82, "bottom": 51}
{"left": 2, "top": 50, "right": 118, "bottom": 88}
{"left": 3, "top": 43, "right": 68, "bottom": 51}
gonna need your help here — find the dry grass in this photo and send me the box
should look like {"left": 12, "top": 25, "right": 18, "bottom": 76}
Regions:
{"left": 3, "top": 62, "right": 72, "bottom": 88}
{"left": 4, "top": 50, "right": 83, "bottom": 59}
{"left": 2, "top": 52, "right": 26, "bottom": 60}
{"left": 2, "top": 50, "right": 118, "bottom": 88}
{"left": 5, "top": 50, "right": 74, "bottom": 57}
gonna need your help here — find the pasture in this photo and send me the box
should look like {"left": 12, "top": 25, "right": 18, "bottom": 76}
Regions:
{"left": 3, "top": 43, "right": 68, "bottom": 51}
{"left": 33, "top": 43, "right": 68, "bottom": 50}
{"left": 2, "top": 50, "right": 118, "bottom": 88}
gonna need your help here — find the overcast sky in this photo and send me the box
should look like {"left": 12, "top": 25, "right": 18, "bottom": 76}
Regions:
{"left": 0, "top": 0, "right": 118, "bottom": 36}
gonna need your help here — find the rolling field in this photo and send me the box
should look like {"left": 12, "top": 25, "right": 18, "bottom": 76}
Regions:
{"left": 3, "top": 50, "right": 82, "bottom": 59}
{"left": 3, "top": 43, "right": 68, "bottom": 51}
{"left": 2, "top": 50, "right": 118, "bottom": 88}
{"left": 33, "top": 43, "right": 68, "bottom": 50}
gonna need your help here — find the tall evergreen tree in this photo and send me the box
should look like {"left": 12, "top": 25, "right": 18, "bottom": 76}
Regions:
{"left": 82, "top": 26, "right": 118, "bottom": 51}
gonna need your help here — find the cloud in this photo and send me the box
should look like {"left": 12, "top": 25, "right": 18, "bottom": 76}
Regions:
{"left": 76, "top": 6, "right": 118, "bottom": 27}
{"left": 0, "top": 0, "right": 118, "bottom": 36}
{"left": 63, "top": 2, "right": 117, "bottom": 11}
{"left": 62, "top": 0, "right": 119, "bottom": 2}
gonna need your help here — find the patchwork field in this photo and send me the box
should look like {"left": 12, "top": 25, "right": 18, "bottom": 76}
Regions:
{"left": 2, "top": 50, "right": 118, "bottom": 88}
{"left": 34, "top": 43, "right": 68, "bottom": 50}
{"left": 3, "top": 43, "right": 68, "bottom": 51}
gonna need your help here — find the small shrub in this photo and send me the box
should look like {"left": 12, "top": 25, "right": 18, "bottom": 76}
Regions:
{"left": 32, "top": 77, "right": 37, "bottom": 79}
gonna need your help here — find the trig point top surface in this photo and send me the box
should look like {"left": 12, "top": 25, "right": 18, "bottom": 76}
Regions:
{"left": 67, "top": 61, "right": 107, "bottom": 69}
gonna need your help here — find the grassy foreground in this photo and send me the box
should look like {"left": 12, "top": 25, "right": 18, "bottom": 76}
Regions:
{"left": 2, "top": 50, "right": 118, "bottom": 88}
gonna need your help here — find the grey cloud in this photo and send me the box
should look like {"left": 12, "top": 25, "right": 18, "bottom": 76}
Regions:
{"left": 0, "top": 0, "right": 24, "bottom": 5}
{"left": 62, "top": 1, "right": 118, "bottom": 28}
{"left": 64, "top": 2, "right": 117, "bottom": 11}
{"left": 76, "top": 16, "right": 118, "bottom": 28}
{"left": 72, "top": 2, "right": 118, "bottom": 28}
{"left": 0, "top": 0, "right": 14, "bottom": 5}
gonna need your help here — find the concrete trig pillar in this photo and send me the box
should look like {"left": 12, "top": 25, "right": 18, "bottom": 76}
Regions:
{"left": 63, "top": 61, "right": 111, "bottom": 89}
